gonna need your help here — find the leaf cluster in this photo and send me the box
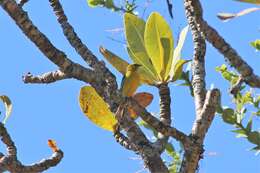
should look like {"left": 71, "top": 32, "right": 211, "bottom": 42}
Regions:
{"left": 216, "top": 64, "right": 260, "bottom": 154}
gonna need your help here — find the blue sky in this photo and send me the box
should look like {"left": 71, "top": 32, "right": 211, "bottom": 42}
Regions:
{"left": 0, "top": 0, "right": 259, "bottom": 172}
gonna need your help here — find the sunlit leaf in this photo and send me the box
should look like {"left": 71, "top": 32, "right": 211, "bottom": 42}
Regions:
{"left": 247, "top": 131, "right": 260, "bottom": 145}
{"left": 241, "top": 91, "right": 253, "bottom": 104}
{"left": 171, "top": 59, "right": 191, "bottom": 82}
{"left": 87, "top": 0, "right": 104, "bottom": 7}
{"left": 99, "top": 46, "right": 129, "bottom": 75}
{"left": 222, "top": 108, "right": 237, "bottom": 124}
{"left": 124, "top": 13, "right": 158, "bottom": 80}
{"left": 169, "top": 26, "right": 189, "bottom": 80}
{"left": 79, "top": 86, "right": 117, "bottom": 131}
{"left": 251, "top": 39, "right": 260, "bottom": 51}
{"left": 144, "top": 12, "right": 174, "bottom": 81}
{"left": 246, "top": 116, "right": 253, "bottom": 132}
{"left": 138, "top": 120, "right": 158, "bottom": 137}
{"left": 0, "top": 95, "right": 12, "bottom": 124}
{"left": 253, "top": 110, "right": 260, "bottom": 116}
{"left": 165, "top": 142, "right": 176, "bottom": 157}
{"left": 232, "top": 129, "right": 248, "bottom": 138}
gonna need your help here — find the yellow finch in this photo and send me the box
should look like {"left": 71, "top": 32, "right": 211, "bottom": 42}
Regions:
{"left": 121, "top": 64, "right": 142, "bottom": 97}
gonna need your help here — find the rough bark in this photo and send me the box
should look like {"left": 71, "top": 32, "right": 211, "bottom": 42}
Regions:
{"left": 1, "top": 0, "right": 259, "bottom": 172}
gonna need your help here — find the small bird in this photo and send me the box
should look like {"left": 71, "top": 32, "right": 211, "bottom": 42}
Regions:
{"left": 121, "top": 64, "right": 142, "bottom": 97}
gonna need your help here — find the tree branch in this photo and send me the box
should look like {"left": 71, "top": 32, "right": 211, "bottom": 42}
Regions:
{"left": 180, "top": 89, "right": 221, "bottom": 173}
{"left": 183, "top": 0, "right": 207, "bottom": 115}
{"left": 0, "top": 0, "right": 121, "bottom": 111}
{"left": 153, "top": 84, "right": 171, "bottom": 152}
{"left": 115, "top": 104, "right": 169, "bottom": 173}
{"left": 127, "top": 98, "right": 191, "bottom": 148}
{"left": 191, "top": 89, "right": 221, "bottom": 140}
{"left": 113, "top": 124, "right": 139, "bottom": 152}
{"left": 190, "top": 0, "right": 260, "bottom": 88}
{"left": 48, "top": 0, "right": 119, "bottom": 109}
{"left": 0, "top": 123, "right": 63, "bottom": 173}
{"left": 23, "top": 70, "right": 70, "bottom": 84}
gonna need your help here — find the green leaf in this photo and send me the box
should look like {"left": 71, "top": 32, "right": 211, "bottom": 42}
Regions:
{"left": 87, "top": 0, "right": 104, "bottom": 7}
{"left": 251, "top": 39, "right": 260, "bottom": 51}
{"left": 236, "top": 109, "right": 246, "bottom": 124}
{"left": 250, "top": 146, "right": 260, "bottom": 155}
{"left": 138, "top": 120, "right": 158, "bottom": 137}
{"left": 253, "top": 95, "right": 260, "bottom": 108}
{"left": 169, "top": 26, "right": 189, "bottom": 80}
{"left": 144, "top": 12, "right": 173, "bottom": 81}
{"left": 104, "top": 0, "right": 114, "bottom": 8}
{"left": 232, "top": 129, "right": 248, "bottom": 138}
{"left": 0, "top": 95, "right": 12, "bottom": 124}
{"left": 171, "top": 59, "right": 191, "bottom": 82}
{"left": 246, "top": 116, "right": 253, "bottom": 132}
{"left": 247, "top": 131, "right": 260, "bottom": 145}
{"left": 222, "top": 108, "right": 237, "bottom": 125}
{"left": 253, "top": 110, "right": 260, "bottom": 116}
{"left": 235, "top": 0, "right": 260, "bottom": 5}
{"left": 242, "top": 91, "right": 253, "bottom": 104}
{"left": 165, "top": 142, "right": 175, "bottom": 157}
{"left": 124, "top": 13, "right": 158, "bottom": 80}
{"left": 216, "top": 64, "right": 227, "bottom": 72}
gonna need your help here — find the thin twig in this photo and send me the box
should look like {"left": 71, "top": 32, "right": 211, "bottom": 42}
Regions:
{"left": 0, "top": 123, "right": 63, "bottom": 173}
{"left": 23, "top": 70, "right": 70, "bottom": 84}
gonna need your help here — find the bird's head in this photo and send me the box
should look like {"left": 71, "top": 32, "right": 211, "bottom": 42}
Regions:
{"left": 127, "top": 64, "right": 142, "bottom": 72}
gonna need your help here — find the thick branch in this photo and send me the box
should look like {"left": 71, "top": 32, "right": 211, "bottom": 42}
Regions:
{"left": 191, "top": 89, "right": 221, "bottom": 140}
{"left": 183, "top": 0, "right": 207, "bottom": 115}
{"left": 153, "top": 84, "right": 171, "bottom": 152}
{"left": 48, "top": 0, "right": 119, "bottom": 108}
{"left": 0, "top": 123, "right": 63, "bottom": 173}
{"left": 115, "top": 104, "right": 169, "bottom": 173}
{"left": 180, "top": 89, "right": 220, "bottom": 173}
{"left": 127, "top": 98, "right": 191, "bottom": 148}
{"left": 23, "top": 70, "right": 70, "bottom": 84}
{"left": 190, "top": 0, "right": 260, "bottom": 88}
{"left": 0, "top": 0, "right": 121, "bottom": 111}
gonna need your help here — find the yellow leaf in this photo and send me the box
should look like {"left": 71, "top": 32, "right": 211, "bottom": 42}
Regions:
{"left": 144, "top": 12, "right": 174, "bottom": 81}
{"left": 171, "top": 59, "right": 191, "bottom": 82}
{"left": 79, "top": 86, "right": 117, "bottom": 131}
{"left": 99, "top": 46, "right": 129, "bottom": 75}
{"left": 0, "top": 95, "right": 12, "bottom": 124}
{"left": 169, "top": 26, "right": 189, "bottom": 81}
{"left": 124, "top": 13, "right": 158, "bottom": 80}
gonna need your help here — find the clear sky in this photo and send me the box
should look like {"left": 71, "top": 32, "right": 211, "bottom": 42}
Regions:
{"left": 0, "top": 0, "right": 259, "bottom": 173}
